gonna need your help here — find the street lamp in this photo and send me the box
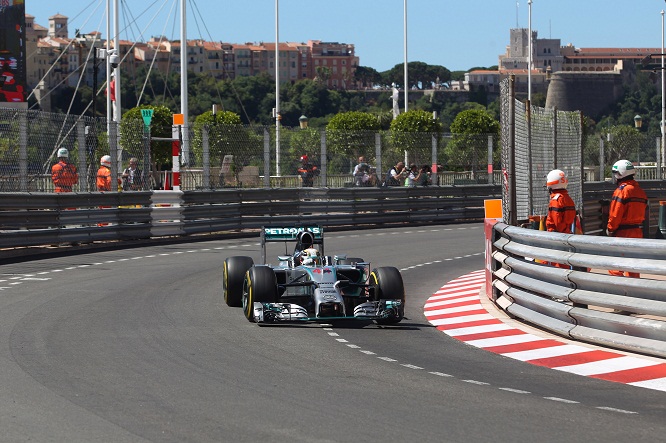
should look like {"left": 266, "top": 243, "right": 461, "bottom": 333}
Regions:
{"left": 634, "top": 114, "right": 643, "bottom": 165}
{"left": 528, "top": 0, "right": 533, "bottom": 101}
{"left": 299, "top": 115, "right": 308, "bottom": 129}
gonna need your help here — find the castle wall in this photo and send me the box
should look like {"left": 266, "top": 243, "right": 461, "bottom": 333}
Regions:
{"left": 545, "top": 72, "right": 624, "bottom": 119}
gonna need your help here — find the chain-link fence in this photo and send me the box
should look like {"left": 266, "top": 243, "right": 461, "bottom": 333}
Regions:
{"left": 0, "top": 107, "right": 500, "bottom": 191}
{"left": 500, "top": 76, "right": 583, "bottom": 225}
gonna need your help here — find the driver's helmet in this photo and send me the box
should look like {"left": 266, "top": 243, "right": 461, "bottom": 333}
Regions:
{"left": 301, "top": 248, "right": 321, "bottom": 266}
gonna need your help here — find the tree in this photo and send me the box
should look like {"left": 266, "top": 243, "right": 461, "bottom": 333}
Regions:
{"left": 382, "top": 62, "right": 451, "bottom": 90}
{"left": 326, "top": 111, "right": 381, "bottom": 173}
{"left": 191, "top": 109, "right": 262, "bottom": 185}
{"left": 120, "top": 105, "right": 174, "bottom": 180}
{"left": 447, "top": 108, "right": 500, "bottom": 171}
{"left": 354, "top": 66, "right": 383, "bottom": 89}
{"left": 389, "top": 110, "right": 443, "bottom": 167}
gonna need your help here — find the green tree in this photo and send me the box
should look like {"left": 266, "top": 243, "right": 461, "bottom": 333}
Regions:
{"left": 120, "top": 105, "right": 174, "bottom": 175}
{"left": 326, "top": 111, "right": 381, "bottom": 173}
{"left": 191, "top": 109, "right": 262, "bottom": 184}
{"left": 389, "top": 110, "right": 443, "bottom": 166}
{"left": 382, "top": 62, "right": 451, "bottom": 89}
{"left": 447, "top": 108, "right": 500, "bottom": 171}
{"left": 354, "top": 66, "right": 383, "bottom": 88}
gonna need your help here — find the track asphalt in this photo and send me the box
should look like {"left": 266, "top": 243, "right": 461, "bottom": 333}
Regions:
{"left": 424, "top": 270, "right": 666, "bottom": 393}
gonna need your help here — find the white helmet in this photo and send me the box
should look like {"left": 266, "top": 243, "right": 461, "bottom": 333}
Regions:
{"left": 301, "top": 248, "right": 321, "bottom": 266}
{"left": 546, "top": 169, "right": 568, "bottom": 190}
{"left": 611, "top": 159, "right": 636, "bottom": 179}
{"left": 57, "top": 147, "right": 69, "bottom": 158}
{"left": 100, "top": 155, "right": 112, "bottom": 167}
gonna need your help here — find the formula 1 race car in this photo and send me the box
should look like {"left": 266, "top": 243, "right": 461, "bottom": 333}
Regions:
{"left": 223, "top": 225, "right": 405, "bottom": 324}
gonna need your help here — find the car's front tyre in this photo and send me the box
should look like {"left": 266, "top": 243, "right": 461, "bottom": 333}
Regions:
{"left": 223, "top": 256, "right": 254, "bottom": 307}
{"left": 369, "top": 266, "right": 405, "bottom": 325}
{"left": 242, "top": 266, "right": 278, "bottom": 322}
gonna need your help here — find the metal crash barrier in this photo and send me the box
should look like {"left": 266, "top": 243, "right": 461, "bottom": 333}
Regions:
{"left": 487, "top": 221, "right": 666, "bottom": 359}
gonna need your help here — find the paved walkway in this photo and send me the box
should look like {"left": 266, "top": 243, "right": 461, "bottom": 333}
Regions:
{"left": 423, "top": 270, "right": 666, "bottom": 392}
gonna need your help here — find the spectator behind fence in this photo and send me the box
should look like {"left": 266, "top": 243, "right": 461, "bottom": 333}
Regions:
{"left": 353, "top": 156, "right": 372, "bottom": 186}
{"left": 405, "top": 164, "right": 424, "bottom": 187}
{"left": 297, "top": 154, "right": 319, "bottom": 187}
{"left": 417, "top": 164, "right": 432, "bottom": 186}
{"left": 51, "top": 147, "right": 78, "bottom": 193}
{"left": 384, "top": 161, "right": 407, "bottom": 186}
{"left": 122, "top": 157, "right": 143, "bottom": 191}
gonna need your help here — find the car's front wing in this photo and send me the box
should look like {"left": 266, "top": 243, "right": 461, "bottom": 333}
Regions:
{"left": 252, "top": 300, "right": 403, "bottom": 323}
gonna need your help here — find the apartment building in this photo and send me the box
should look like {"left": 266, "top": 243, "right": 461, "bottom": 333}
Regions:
{"left": 24, "top": 13, "right": 358, "bottom": 111}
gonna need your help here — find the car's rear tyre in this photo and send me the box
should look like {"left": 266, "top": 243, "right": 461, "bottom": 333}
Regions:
{"left": 338, "top": 257, "right": 365, "bottom": 265}
{"left": 242, "top": 266, "right": 278, "bottom": 322}
{"left": 369, "top": 266, "right": 405, "bottom": 325}
{"left": 223, "top": 256, "right": 254, "bottom": 307}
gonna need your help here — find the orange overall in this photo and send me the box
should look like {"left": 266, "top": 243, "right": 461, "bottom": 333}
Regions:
{"left": 51, "top": 161, "right": 78, "bottom": 193}
{"left": 546, "top": 189, "right": 576, "bottom": 268}
{"left": 607, "top": 179, "right": 647, "bottom": 277}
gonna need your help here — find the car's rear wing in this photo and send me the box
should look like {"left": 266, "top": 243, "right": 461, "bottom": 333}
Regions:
{"left": 261, "top": 225, "right": 324, "bottom": 264}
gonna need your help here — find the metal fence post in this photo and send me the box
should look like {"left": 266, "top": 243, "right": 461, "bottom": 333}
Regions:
{"left": 263, "top": 128, "right": 270, "bottom": 188}
{"left": 320, "top": 130, "right": 327, "bottom": 187}
{"left": 109, "top": 121, "right": 118, "bottom": 192}
{"left": 202, "top": 126, "right": 210, "bottom": 189}
{"left": 599, "top": 136, "right": 606, "bottom": 182}
{"left": 77, "top": 120, "right": 88, "bottom": 192}
{"left": 487, "top": 135, "right": 494, "bottom": 185}
{"left": 19, "top": 112, "right": 27, "bottom": 192}
{"left": 657, "top": 136, "right": 662, "bottom": 181}
{"left": 375, "top": 132, "right": 382, "bottom": 182}
{"left": 431, "top": 134, "right": 437, "bottom": 171}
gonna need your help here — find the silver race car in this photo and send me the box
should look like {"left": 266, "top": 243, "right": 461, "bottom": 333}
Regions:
{"left": 223, "top": 225, "right": 405, "bottom": 324}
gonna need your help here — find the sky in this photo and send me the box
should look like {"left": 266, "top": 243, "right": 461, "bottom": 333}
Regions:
{"left": 25, "top": 0, "right": 666, "bottom": 72}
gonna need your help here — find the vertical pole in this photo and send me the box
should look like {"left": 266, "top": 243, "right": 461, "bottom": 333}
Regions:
{"left": 105, "top": 0, "right": 111, "bottom": 130}
{"left": 403, "top": 0, "right": 408, "bottom": 112}
{"left": 144, "top": 124, "right": 151, "bottom": 191}
{"left": 172, "top": 128, "right": 181, "bottom": 191}
{"left": 487, "top": 135, "right": 494, "bottom": 185}
{"left": 527, "top": 0, "right": 532, "bottom": 102}
{"left": 509, "top": 75, "right": 517, "bottom": 226}
{"left": 109, "top": 121, "right": 118, "bottom": 192}
{"left": 180, "top": 0, "right": 189, "bottom": 166}
{"left": 202, "top": 126, "right": 210, "bottom": 189}
{"left": 263, "top": 128, "right": 271, "bottom": 187}
{"left": 19, "top": 112, "right": 27, "bottom": 192}
{"left": 77, "top": 121, "right": 87, "bottom": 192}
{"left": 320, "top": 131, "right": 327, "bottom": 187}
{"left": 657, "top": 9, "right": 666, "bottom": 180}
{"left": 599, "top": 137, "right": 606, "bottom": 182}
{"left": 552, "top": 106, "right": 558, "bottom": 168}
{"left": 275, "top": 0, "right": 281, "bottom": 176}
{"left": 657, "top": 137, "right": 662, "bottom": 181}
{"left": 526, "top": 99, "right": 533, "bottom": 217}
{"left": 114, "top": 0, "right": 120, "bottom": 124}
{"left": 431, "top": 134, "right": 437, "bottom": 174}
{"left": 375, "top": 132, "right": 382, "bottom": 183}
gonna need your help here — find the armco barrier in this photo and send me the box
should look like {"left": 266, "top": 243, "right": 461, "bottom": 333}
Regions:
{"left": 0, "top": 185, "right": 500, "bottom": 257}
{"left": 487, "top": 221, "right": 666, "bottom": 358}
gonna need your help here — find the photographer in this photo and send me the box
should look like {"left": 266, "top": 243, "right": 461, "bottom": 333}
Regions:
{"left": 417, "top": 164, "right": 432, "bottom": 186}
{"left": 405, "top": 164, "right": 422, "bottom": 187}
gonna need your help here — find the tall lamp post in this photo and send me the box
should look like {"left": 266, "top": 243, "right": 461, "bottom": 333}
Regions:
{"left": 275, "top": 0, "right": 281, "bottom": 176}
{"left": 657, "top": 9, "right": 666, "bottom": 180}
{"left": 403, "top": 0, "right": 408, "bottom": 112}
{"left": 527, "top": 0, "right": 533, "bottom": 101}
{"left": 634, "top": 114, "right": 643, "bottom": 165}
